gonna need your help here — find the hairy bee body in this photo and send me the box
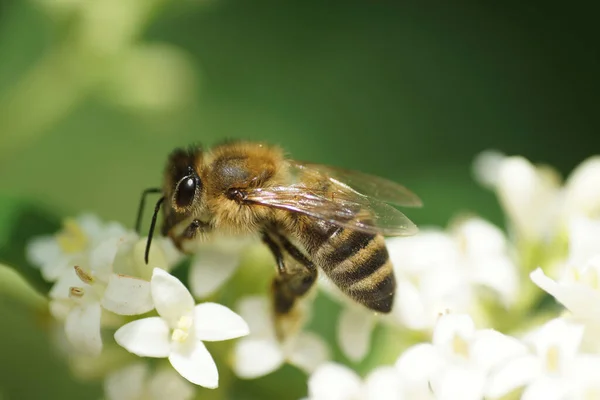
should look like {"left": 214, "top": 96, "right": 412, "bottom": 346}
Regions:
{"left": 284, "top": 214, "right": 395, "bottom": 313}
{"left": 142, "top": 140, "right": 419, "bottom": 336}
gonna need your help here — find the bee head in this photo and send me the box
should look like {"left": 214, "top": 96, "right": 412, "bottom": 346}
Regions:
{"left": 161, "top": 146, "right": 205, "bottom": 235}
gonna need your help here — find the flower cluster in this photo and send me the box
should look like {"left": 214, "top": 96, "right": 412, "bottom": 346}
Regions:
{"left": 26, "top": 214, "right": 249, "bottom": 397}
{"left": 14, "top": 151, "right": 600, "bottom": 399}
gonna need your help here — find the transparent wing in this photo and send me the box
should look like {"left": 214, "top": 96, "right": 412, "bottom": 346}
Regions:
{"left": 289, "top": 161, "right": 423, "bottom": 208}
{"left": 244, "top": 185, "right": 418, "bottom": 236}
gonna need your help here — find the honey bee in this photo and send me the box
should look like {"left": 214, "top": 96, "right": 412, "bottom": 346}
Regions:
{"left": 136, "top": 141, "right": 421, "bottom": 336}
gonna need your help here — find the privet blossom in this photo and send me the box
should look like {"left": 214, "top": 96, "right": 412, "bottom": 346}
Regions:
{"left": 17, "top": 151, "right": 600, "bottom": 399}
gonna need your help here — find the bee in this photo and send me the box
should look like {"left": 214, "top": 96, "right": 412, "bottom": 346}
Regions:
{"left": 136, "top": 141, "right": 421, "bottom": 337}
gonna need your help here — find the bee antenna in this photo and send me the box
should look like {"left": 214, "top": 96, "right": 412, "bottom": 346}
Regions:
{"left": 145, "top": 196, "right": 165, "bottom": 265}
{"left": 135, "top": 188, "right": 163, "bottom": 233}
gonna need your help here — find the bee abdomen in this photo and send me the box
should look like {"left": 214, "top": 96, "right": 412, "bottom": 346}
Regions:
{"left": 315, "top": 229, "right": 395, "bottom": 313}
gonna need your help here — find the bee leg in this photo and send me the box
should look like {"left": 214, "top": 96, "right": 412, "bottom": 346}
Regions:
{"left": 262, "top": 231, "right": 318, "bottom": 340}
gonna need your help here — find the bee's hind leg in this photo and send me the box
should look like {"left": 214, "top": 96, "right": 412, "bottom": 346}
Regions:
{"left": 261, "top": 231, "right": 318, "bottom": 340}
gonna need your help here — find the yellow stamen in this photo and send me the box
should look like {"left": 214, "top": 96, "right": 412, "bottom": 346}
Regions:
{"left": 546, "top": 345, "right": 560, "bottom": 373}
{"left": 171, "top": 315, "right": 193, "bottom": 343}
{"left": 452, "top": 334, "right": 470, "bottom": 358}
{"left": 69, "top": 287, "right": 85, "bottom": 299}
{"left": 56, "top": 219, "right": 88, "bottom": 254}
{"left": 74, "top": 266, "right": 94, "bottom": 284}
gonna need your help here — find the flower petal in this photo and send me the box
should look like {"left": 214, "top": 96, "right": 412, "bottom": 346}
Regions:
{"left": 526, "top": 318, "right": 585, "bottom": 366}
{"left": 308, "top": 362, "right": 362, "bottom": 400}
{"left": 104, "top": 362, "right": 147, "bottom": 400}
{"left": 151, "top": 268, "right": 194, "bottom": 326}
{"left": 114, "top": 317, "right": 170, "bottom": 357}
{"left": 148, "top": 367, "right": 195, "bottom": 400}
{"left": 364, "top": 366, "right": 404, "bottom": 400}
{"left": 530, "top": 268, "right": 600, "bottom": 320}
{"left": 189, "top": 249, "right": 241, "bottom": 298}
{"left": 486, "top": 355, "right": 541, "bottom": 398}
{"left": 90, "top": 236, "right": 124, "bottom": 281}
{"left": 49, "top": 267, "right": 84, "bottom": 300}
{"left": 169, "top": 340, "right": 219, "bottom": 388}
{"left": 471, "top": 329, "right": 528, "bottom": 372}
{"left": 434, "top": 367, "right": 486, "bottom": 400}
{"left": 395, "top": 343, "right": 444, "bottom": 393}
{"left": 521, "top": 377, "right": 568, "bottom": 400}
{"left": 236, "top": 296, "right": 274, "bottom": 337}
{"left": 288, "top": 332, "right": 330, "bottom": 374}
{"left": 232, "top": 338, "right": 284, "bottom": 379}
{"left": 337, "top": 306, "right": 376, "bottom": 362}
{"left": 65, "top": 301, "right": 102, "bottom": 356}
{"left": 26, "top": 236, "right": 61, "bottom": 269}
{"left": 432, "top": 313, "right": 475, "bottom": 352}
{"left": 102, "top": 275, "right": 154, "bottom": 315}
{"left": 193, "top": 302, "right": 249, "bottom": 341}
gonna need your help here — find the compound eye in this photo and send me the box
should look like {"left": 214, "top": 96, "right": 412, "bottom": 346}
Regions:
{"left": 175, "top": 176, "right": 198, "bottom": 208}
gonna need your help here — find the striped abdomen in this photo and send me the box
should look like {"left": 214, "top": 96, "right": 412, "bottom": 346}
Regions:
{"left": 295, "top": 218, "right": 396, "bottom": 313}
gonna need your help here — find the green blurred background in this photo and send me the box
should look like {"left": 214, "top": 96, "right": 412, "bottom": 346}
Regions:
{"left": 0, "top": 1, "right": 599, "bottom": 399}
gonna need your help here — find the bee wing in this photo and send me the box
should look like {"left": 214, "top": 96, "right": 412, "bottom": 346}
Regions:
{"left": 244, "top": 185, "right": 418, "bottom": 236}
{"left": 289, "top": 161, "right": 423, "bottom": 208}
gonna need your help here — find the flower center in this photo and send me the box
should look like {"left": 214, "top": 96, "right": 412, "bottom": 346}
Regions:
{"left": 56, "top": 219, "right": 88, "bottom": 254}
{"left": 545, "top": 345, "right": 561, "bottom": 373}
{"left": 452, "top": 334, "right": 470, "bottom": 358}
{"left": 172, "top": 315, "right": 193, "bottom": 343}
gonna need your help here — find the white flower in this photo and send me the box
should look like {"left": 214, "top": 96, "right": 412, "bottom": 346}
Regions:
{"left": 26, "top": 214, "right": 127, "bottom": 281}
{"left": 232, "top": 296, "right": 329, "bottom": 379}
{"left": 396, "top": 313, "right": 527, "bottom": 400}
{"left": 49, "top": 236, "right": 155, "bottom": 355}
{"left": 565, "top": 217, "right": 600, "bottom": 267}
{"left": 306, "top": 362, "right": 405, "bottom": 400}
{"left": 104, "top": 362, "right": 194, "bottom": 400}
{"left": 531, "top": 256, "right": 600, "bottom": 324}
{"left": 388, "top": 219, "right": 518, "bottom": 330}
{"left": 564, "top": 156, "right": 600, "bottom": 219}
{"left": 472, "top": 152, "right": 561, "bottom": 241}
{"left": 115, "top": 268, "right": 249, "bottom": 388}
{"left": 487, "top": 318, "right": 600, "bottom": 399}
{"left": 187, "top": 235, "right": 255, "bottom": 298}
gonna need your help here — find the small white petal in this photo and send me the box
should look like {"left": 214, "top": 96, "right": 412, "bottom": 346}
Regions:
{"left": 566, "top": 217, "right": 600, "bottom": 265}
{"left": 49, "top": 267, "right": 84, "bottom": 300}
{"left": 169, "top": 340, "right": 219, "bottom": 388}
{"left": 530, "top": 268, "right": 600, "bottom": 320}
{"left": 90, "top": 236, "right": 123, "bottom": 281}
{"left": 564, "top": 156, "right": 600, "bottom": 218}
{"left": 434, "top": 367, "right": 486, "bottom": 400}
{"left": 236, "top": 296, "right": 275, "bottom": 337}
{"left": 189, "top": 249, "right": 241, "bottom": 298}
{"left": 151, "top": 268, "right": 194, "bottom": 326}
{"left": 232, "top": 338, "right": 284, "bottom": 379}
{"left": 527, "top": 318, "right": 584, "bottom": 365}
{"left": 392, "top": 279, "right": 429, "bottom": 330}
{"left": 521, "top": 377, "right": 568, "bottom": 400}
{"left": 486, "top": 355, "right": 541, "bottom": 398}
{"left": 432, "top": 313, "right": 475, "bottom": 351}
{"left": 472, "top": 150, "right": 506, "bottom": 189}
{"left": 364, "top": 366, "right": 404, "bottom": 400}
{"left": 26, "top": 236, "right": 61, "bottom": 268}
{"left": 288, "top": 332, "right": 330, "bottom": 374}
{"left": 65, "top": 301, "right": 102, "bottom": 356}
{"left": 193, "top": 303, "right": 249, "bottom": 341}
{"left": 102, "top": 275, "right": 154, "bottom": 316}
{"left": 308, "top": 362, "right": 362, "bottom": 400}
{"left": 115, "top": 317, "right": 170, "bottom": 358}
{"left": 471, "top": 329, "right": 529, "bottom": 372}
{"left": 395, "top": 344, "right": 444, "bottom": 391}
{"left": 149, "top": 368, "right": 195, "bottom": 400}
{"left": 337, "top": 306, "right": 376, "bottom": 362}
{"left": 41, "top": 255, "right": 76, "bottom": 282}
{"left": 104, "top": 362, "right": 147, "bottom": 400}
{"left": 49, "top": 299, "right": 72, "bottom": 320}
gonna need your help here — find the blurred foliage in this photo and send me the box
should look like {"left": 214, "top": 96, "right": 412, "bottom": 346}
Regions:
{"left": 0, "top": 0, "right": 599, "bottom": 399}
